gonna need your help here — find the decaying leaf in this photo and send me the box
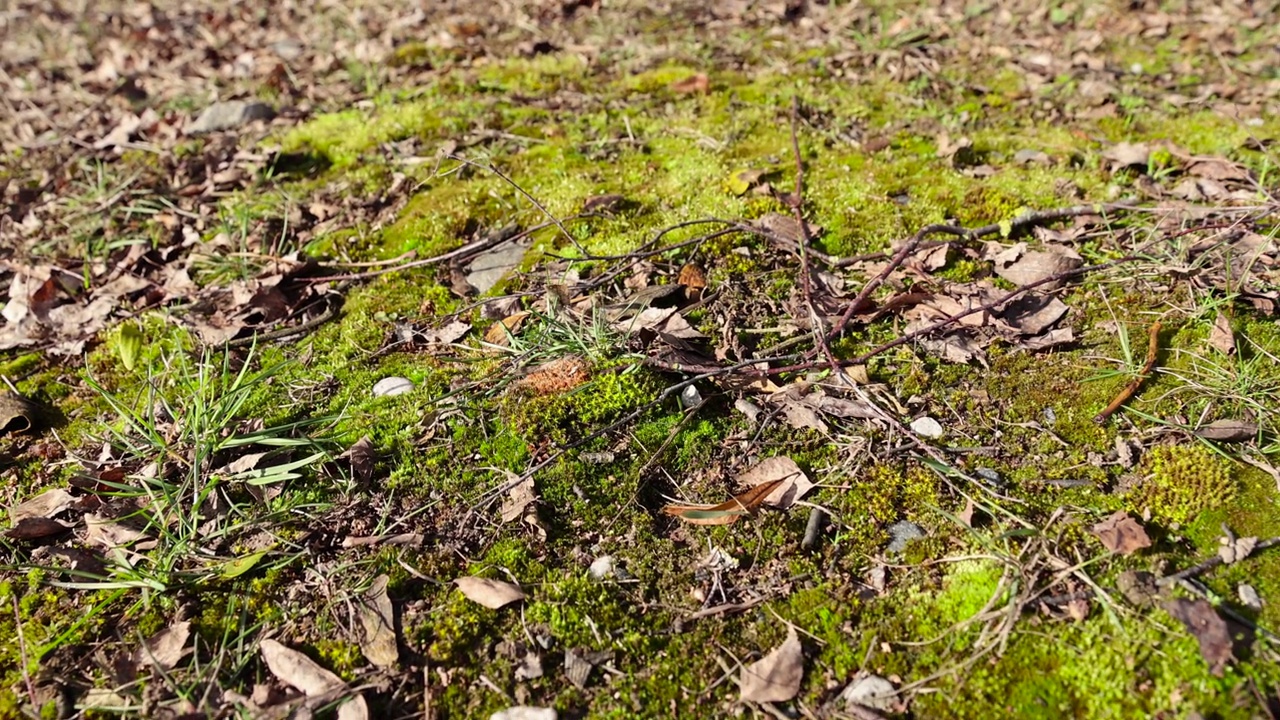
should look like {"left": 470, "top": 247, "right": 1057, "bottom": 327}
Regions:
{"left": 136, "top": 621, "right": 190, "bottom": 671}
{"left": 661, "top": 479, "right": 785, "bottom": 526}
{"left": 1101, "top": 141, "right": 1150, "bottom": 170}
{"left": 1208, "top": 312, "right": 1235, "bottom": 355}
{"left": 740, "top": 626, "right": 804, "bottom": 703}
{"left": 4, "top": 516, "right": 72, "bottom": 540}
{"left": 501, "top": 476, "right": 537, "bottom": 523}
{"left": 1089, "top": 511, "right": 1151, "bottom": 555}
{"left": 0, "top": 392, "right": 41, "bottom": 434}
{"left": 339, "top": 436, "right": 377, "bottom": 485}
{"left": 1193, "top": 419, "right": 1257, "bottom": 442}
{"left": 357, "top": 575, "right": 399, "bottom": 668}
{"left": 11, "top": 488, "right": 75, "bottom": 523}
{"left": 1162, "top": 598, "right": 1233, "bottom": 676}
{"left": 423, "top": 319, "right": 471, "bottom": 346}
{"left": 455, "top": 576, "right": 526, "bottom": 609}
{"left": 670, "top": 73, "right": 709, "bottom": 94}
{"left": 736, "top": 457, "right": 813, "bottom": 510}
{"left": 991, "top": 243, "right": 1083, "bottom": 288}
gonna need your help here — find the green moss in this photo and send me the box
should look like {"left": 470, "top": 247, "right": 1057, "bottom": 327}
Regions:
{"left": 1131, "top": 445, "right": 1235, "bottom": 526}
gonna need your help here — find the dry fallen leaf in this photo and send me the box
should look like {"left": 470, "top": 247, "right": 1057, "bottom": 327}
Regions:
{"left": 737, "top": 457, "right": 813, "bottom": 510}
{"left": 11, "top": 488, "right": 75, "bottom": 523}
{"left": 1162, "top": 598, "right": 1233, "bottom": 676}
{"left": 661, "top": 478, "right": 785, "bottom": 525}
{"left": 991, "top": 243, "right": 1083, "bottom": 288}
{"left": 670, "top": 73, "right": 709, "bottom": 94}
{"left": 1208, "top": 312, "right": 1235, "bottom": 355}
{"left": 357, "top": 575, "right": 399, "bottom": 668}
{"left": 501, "top": 477, "right": 537, "bottom": 523}
{"left": 1090, "top": 511, "right": 1151, "bottom": 555}
{"left": 339, "top": 436, "right": 377, "bottom": 486}
{"left": 136, "top": 621, "right": 190, "bottom": 671}
{"left": 1193, "top": 419, "right": 1257, "bottom": 442}
{"left": 740, "top": 626, "right": 804, "bottom": 703}
{"left": 454, "top": 576, "right": 526, "bottom": 609}
{"left": 260, "top": 638, "right": 345, "bottom": 695}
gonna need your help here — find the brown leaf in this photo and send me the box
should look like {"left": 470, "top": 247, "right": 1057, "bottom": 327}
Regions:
{"left": 340, "top": 436, "right": 377, "bottom": 485}
{"left": 1163, "top": 598, "right": 1233, "bottom": 676}
{"left": 5, "top": 516, "right": 72, "bottom": 540}
{"left": 454, "top": 576, "right": 526, "bottom": 609}
{"left": 670, "top": 73, "right": 709, "bottom": 94}
{"left": 661, "top": 479, "right": 786, "bottom": 526}
{"left": 1208, "top": 312, "right": 1235, "bottom": 355}
{"left": 1193, "top": 419, "right": 1257, "bottom": 442}
{"left": 991, "top": 244, "right": 1083, "bottom": 288}
{"left": 136, "top": 621, "right": 190, "bottom": 671}
{"left": 11, "top": 488, "right": 74, "bottom": 522}
{"left": 500, "top": 477, "right": 537, "bottom": 523}
{"left": 1101, "top": 141, "right": 1150, "bottom": 170}
{"left": 260, "top": 638, "right": 345, "bottom": 696}
{"left": 357, "top": 575, "right": 399, "bottom": 668}
{"left": 740, "top": 626, "right": 804, "bottom": 703}
{"left": 424, "top": 319, "right": 471, "bottom": 345}
{"left": 1089, "top": 511, "right": 1151, "bottom": 555}
{"left": 0, "top": 392, "right": 40, "bottom": 434}
{"left": 737, "top": 457, "right": 813, "bottom": 510}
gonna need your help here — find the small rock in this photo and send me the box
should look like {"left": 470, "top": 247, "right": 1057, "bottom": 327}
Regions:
{"left": 841, "top": 673, "right": 897, "bottom": 711}
{"left": 1238, "top": 584, "right": 1262, "bottom": 611}
{"left": 1013, "top": 149, "right": 1051, "bottom": 165}
{"left": 680, "top": 385, "right": 703, "bottom": 409}
{"left": 588, "top": 555, "right": 616, "bottom": 580}
{"left": 186, "top": 100, "right": 275, "bottom": 135}
{"left": 909, "top": 416, "right": 943, "bottom": 438}
{"left": 490, "top": 707, "right": 556, "bottom": 720}
{"left": 975, "top": 467, "right": 1003, "bottom": 486}
{"left": 372, "top": 377, "right": 414, "bottom": 397}
{"left": 886, "top": 520, "right": 926, "bottom": 554}
{"left": 1042, "top": 407, "right": 1057, "bottom": 425}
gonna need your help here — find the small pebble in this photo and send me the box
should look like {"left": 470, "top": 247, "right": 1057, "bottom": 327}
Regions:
{"left": 886, "top": 520, "right": 926, "bottom": 553}
{"left": 1238, "top": 584, "right": 1262, "bottom": 610}
{"left": 588, "top": 555, "right": 615, "bottom": 580}
{"left": 909, "top": 416, "right": 943, "bottom": 438}
{"left": 372, "top": 376, "right": 414, "bottom": 397}
{"left": 679, "top": 384, "right": 702, "bottom": 409}
{"left": 841, "top": 673, "right": 897, "bottom": 711}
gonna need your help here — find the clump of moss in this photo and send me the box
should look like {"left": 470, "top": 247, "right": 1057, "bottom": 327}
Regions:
{"left": 1132, "top": 445, "right": 1234, "bottom": 525}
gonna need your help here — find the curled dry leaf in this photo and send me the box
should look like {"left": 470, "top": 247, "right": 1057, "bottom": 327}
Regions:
{"left": 1193, "top": 419, "right": 1257, "bottom": 442}
{"left": 454, "top": 576, "right": 526, "bottom": 609}
{"left": 661, "top": 478, "right": 785, "bottom": 526}
{"left": 1208, "top": 312, "right": 1235, "bottom": 355}
{"left": 1089, "top": 511, "right": 1151, "bottom": 555}
{"left": 737, "top": 456, "right": 813, "bottom": 510}
{"left": 740, "top": 626, "right": 804, "bottom": 703}
{"left": 11, "top": 488, "right": 74, "bottom": 522}
{"left": 136, "top": 621, "right": 190, "bottom": 671}
{"left": 339, "top": 436, "right": 377, "bottom": 485}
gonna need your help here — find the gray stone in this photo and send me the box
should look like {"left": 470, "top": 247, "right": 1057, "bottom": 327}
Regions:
{"left": 187, "top": 100, "right": 276, "bottom": 135}
{"left": 886, "top": 520, "right": 926, "bottom": 553}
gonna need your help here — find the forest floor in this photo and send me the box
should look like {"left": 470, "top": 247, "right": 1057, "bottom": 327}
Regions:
{"left": 3, "top": 1, "right": 1280, "bottom": 718}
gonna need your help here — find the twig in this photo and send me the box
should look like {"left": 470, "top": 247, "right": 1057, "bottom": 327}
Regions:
{"left": 1156, "top": 536, "right": 1280, "bottom": 587}
{"left": 824, "top": 203, "right": 1134, "bottom": 345}
{"left": 1093, "top": 321, "right": 1162, "bottom": 424}
{"left": 307, "top": 219, "right": 567, "bottom": 282}
{"left": 10, "top": 594, "right": 36, "bottom": 710}
{"left": 771, "top": 253, "right": 1141, "bottom": 375}
{"left": 786, "top": 96, "right": 840, "bottom": 375}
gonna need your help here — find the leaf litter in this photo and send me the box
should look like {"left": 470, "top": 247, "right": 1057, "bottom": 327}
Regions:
{"left": 3, "top": 0, "right": 1280, "bottom": 717}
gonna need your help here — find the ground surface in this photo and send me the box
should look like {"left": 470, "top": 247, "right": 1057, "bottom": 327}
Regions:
{"left": 3, "top": 1, "right": 1280, "bottom": 718}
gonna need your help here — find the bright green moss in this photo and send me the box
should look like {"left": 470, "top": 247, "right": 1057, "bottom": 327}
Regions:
{"left": 1132, "top": 445, "right": 1235, "bottom": 526}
